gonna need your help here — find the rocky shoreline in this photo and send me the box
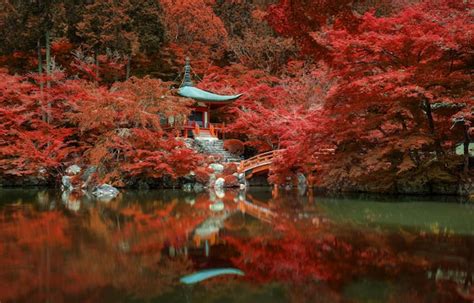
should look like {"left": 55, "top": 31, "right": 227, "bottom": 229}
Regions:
{"left": 1, "top": 164, "right": 472, "bottom": 201}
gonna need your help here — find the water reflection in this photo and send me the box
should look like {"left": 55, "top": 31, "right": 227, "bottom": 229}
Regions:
{"left": 0, "top": 188, "right": 473, "bottom": 302}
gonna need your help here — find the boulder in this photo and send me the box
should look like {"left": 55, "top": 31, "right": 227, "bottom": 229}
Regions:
{"left": 92, "top": 184, "right": 119, "bottom": 201}
{"left": 214, "top": 177, "right": 225, "bottom": 189}
{"left": 209, "top": 163, "right": 224, "bottom": 174}
{"left": 65, "top": 164, "right": 81, "bottom": 175}
{"left": 61, "top": 176, "right": 74, "bottom": 192}
{"left": 297, "top": 172, "right": 307, "bottom": 188}
{"left": 194, "top": 183, "right": 205, "bottom": 193}
{"left": 81, "top": 166, "right": 97, "bottom": 189}
{"left": 182, "top": 183, "right": 194, "bottom": 192}
{"left": 237, "top": 173, "right": 246, "bottom": 183}
{"left": 297, "top": 173, "right": 307, "bottom": 195}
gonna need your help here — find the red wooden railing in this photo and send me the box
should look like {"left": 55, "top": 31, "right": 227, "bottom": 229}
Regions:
{"left": 237, "top": 199, "right": 276, "bottom": 223}
{"left": 194, "top": 123, "right": 200, "bottom": 136}
{"left": 164, "top": 121, "right": 226, "bottom": 138}
{"left": 238, "top": 149, "right": 284, "bottom": 175}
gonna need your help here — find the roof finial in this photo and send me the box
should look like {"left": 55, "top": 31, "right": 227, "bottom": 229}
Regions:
{"left": 182, "top": 57, "right": 193, "bottom": 87}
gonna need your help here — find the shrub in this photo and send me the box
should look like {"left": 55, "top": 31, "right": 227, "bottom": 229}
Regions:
{"left": 224, "top": 139, "right": 244, "bottom": 156}
{"left": 195, "top": 167, "right": 210, "bottom": 184}
{"left": 223, "top": 163, "right": 238, "bottom": 175}
{"left": 224, "top": 175, "right": 239, "bottom": 187}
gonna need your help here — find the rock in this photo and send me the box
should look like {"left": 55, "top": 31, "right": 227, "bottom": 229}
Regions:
{"left": 193, "top": 183, "right": 204, "bottom": 193}
{"left": 61, "top": 176, "right": 74, "bottom": 192}
{"left": 81, "top": 166, "right": 97, "bottom": 182}
{"left": 209, "top": 163, "right": 224, "bottom": 174}
{"left": 214, "top": 177, "right": 225, "bottom": 189}
{"left": 65, "top": 164, "right": 81, "bottom": 175}
{"left": 297, "top": 173, "right": 307, "bottom": 195}
{"left": 209, "top": 201, "right": 224, "bottom": 212}
{"left": 183, "top": 171, "right": 196, "bottom": 182}
{"left": 297, "top": 173, "right": 307, "bottom": 187}
{"left": 92, "top": 184, "right": 119, "bottom": 201}
{"left": 182, "top": 183, "right": 194, "bottom": 192}
{"left": 239, "top": 183, "right": 246, "bottom": 190}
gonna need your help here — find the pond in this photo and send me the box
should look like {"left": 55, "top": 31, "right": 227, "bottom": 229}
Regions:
{"left": 0, "top": 188, "right": 473, "bottom": 302}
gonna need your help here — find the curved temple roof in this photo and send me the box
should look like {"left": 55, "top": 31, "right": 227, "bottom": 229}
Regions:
{"left": 179, "top": 57, "right": 242, "bottom": 103}
{"left": 178, "top": 86, "right": 242, "bottom": 103}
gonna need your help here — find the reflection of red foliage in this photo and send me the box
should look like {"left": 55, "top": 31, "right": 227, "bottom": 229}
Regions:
{"left": 222, "top": 212, "right": 417, "bottom": 286}
{"left": 0, "top": 209, "right": 71, "bottom": 301}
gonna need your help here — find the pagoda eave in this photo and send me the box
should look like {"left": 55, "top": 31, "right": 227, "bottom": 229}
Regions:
{"left": 178, "top": 86, "right": 242, "bottom": 103}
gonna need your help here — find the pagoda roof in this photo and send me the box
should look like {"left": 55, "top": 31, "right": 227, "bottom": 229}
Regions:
{"left": 178, "top": 86, "right": 242, "bottom": 103}
{"left": 178, "top": 57, "right": 242, "bottom": 103}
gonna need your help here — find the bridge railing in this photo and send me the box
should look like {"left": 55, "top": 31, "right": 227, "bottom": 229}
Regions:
{"left": 238, "top": 149, "right": 284, "bottom": 173}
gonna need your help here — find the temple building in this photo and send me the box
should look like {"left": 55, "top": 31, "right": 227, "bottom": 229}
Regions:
{"left": 177, "top": 58, "right": 242, "bottom": 138}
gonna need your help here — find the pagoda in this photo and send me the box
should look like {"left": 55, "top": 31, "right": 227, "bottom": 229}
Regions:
{"left": 177, "top": 58, "right": 242, "bottom": 138}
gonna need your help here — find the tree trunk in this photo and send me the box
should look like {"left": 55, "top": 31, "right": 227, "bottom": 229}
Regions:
{"left": 424, "top": 99, "right": 443, "bottom": 155}
{"left": 126, "top": 56, "right": 131, "bottom": 80}
{"left": 37, "top": 39, "right": 43, "bottom": 90}
{"left": 95, "top": 52, "right": 100, "bottom": 81}
{"left": 424, "top": 99, "right": 435, "bottom": 135}
{"left": 37, "top": 39, "right": 46, "bottom": 122}
{"left": 463, "top": 125, "right": 470, "bottom": 173}
{"left": 45, "top": 30, "right": 51, "bottom": 123}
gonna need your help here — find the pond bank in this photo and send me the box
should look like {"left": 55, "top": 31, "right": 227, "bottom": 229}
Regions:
{"left": 1, "top": 163, "right": 472, "bottom": 199}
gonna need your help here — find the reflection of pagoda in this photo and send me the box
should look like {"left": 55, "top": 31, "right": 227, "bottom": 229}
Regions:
{"left": 177, "top": 58, "right": 242, "bottom": 138}
{"left": 190, "top": 197, "right": 276, "bottom": 257}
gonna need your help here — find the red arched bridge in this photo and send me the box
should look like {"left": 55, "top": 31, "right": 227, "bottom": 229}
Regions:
{"left": 238, "top": 149, "right": 284, "bottom": 179}
{"left": 237, "top": 148, "right": 335, "bottom": 179}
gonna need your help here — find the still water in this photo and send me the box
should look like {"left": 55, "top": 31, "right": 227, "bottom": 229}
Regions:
{"left": 0, "top": 188, "right": 473, "bottom": 303}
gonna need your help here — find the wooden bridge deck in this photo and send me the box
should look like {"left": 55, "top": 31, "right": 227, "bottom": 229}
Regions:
{"left": 237, "top": 148, "right": 335, "bottom": 179}
{"left": 237, "top": 150, "right": 284, "bottom": 178}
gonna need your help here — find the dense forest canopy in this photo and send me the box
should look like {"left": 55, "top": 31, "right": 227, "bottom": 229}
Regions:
{"left": 0, "top": 0, "right": 472, "bottom": 193}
